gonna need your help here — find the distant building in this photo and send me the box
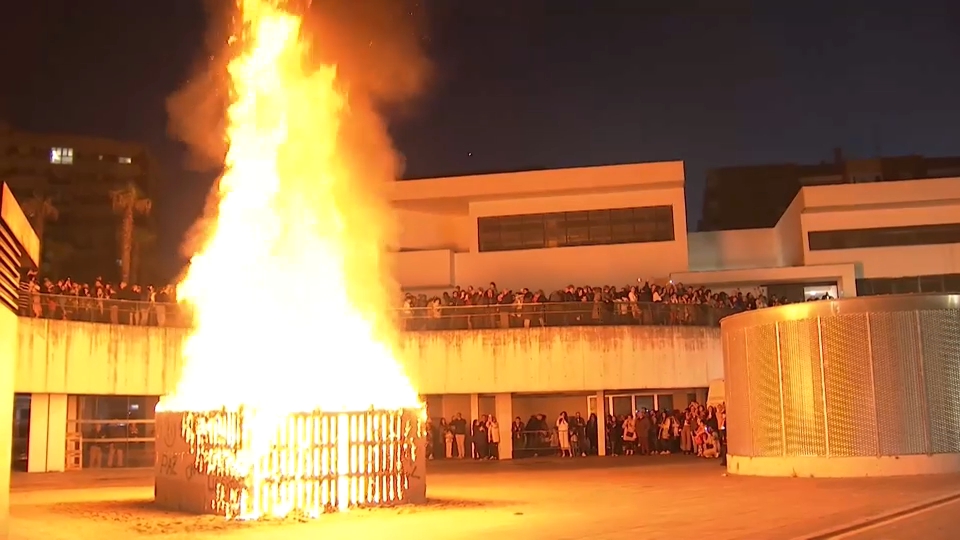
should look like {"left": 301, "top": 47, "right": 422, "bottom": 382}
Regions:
{"left": 0, "top": 125, "right": 160, "bottom": 282}
{"left": 697, "top": 149, "right": 960, "bottom": 231}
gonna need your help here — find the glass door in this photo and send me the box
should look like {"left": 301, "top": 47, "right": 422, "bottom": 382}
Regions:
{"left": 610, "top": 395, "right": 633, "bottom": 417}
{"left": 634, "top": 395, "right": 655, "bottom": 412}
{"left": 655, "top": 394, "right": 674, "bottom": 412}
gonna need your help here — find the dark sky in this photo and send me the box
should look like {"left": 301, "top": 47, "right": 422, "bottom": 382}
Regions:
{"left": 3, "top": 1, "right": 960, "bottom": 274}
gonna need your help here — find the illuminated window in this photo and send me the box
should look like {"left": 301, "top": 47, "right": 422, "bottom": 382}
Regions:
{"left": 50, "top": 147, "right": 74, "bottom": 165}
{"left": 118, "top": 156, "right": 132, "bottom": 164}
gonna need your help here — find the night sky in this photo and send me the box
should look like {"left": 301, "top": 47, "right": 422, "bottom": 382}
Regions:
{"left": 3, "top": 0, "right": 960, "bottom": 274}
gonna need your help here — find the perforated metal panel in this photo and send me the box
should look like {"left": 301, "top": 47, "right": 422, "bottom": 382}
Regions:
{"left": 777, "top": 319, "right": 826, "bottom": 456}
{"left": 919, "top": 310, "right": 960, "bottom": 453}
{"left": 821, "top": 314, "right": 879, "bottom": 457}
{"left": 744, "top": 324, "right": 783, "bottom": 457}
{"left": 723, "top": 328, "right": 753, "bottom": 457}
{"left": 720, "top": 293, "right": 960, "bottom": 460}
{"left": 869, "top": 311, "right": 927, "bottom": 455}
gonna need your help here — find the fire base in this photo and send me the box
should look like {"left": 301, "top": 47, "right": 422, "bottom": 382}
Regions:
{"left": 155, "top": 408, "right": 426, "bottom": 518}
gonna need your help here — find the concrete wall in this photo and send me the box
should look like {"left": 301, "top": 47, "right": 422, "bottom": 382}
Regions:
{"left": 800, "top": 178, "right": 960, "bottom": 278}
{"left": 390, "top": 162, "right": 690, "bottom": 290}
{"left": 801, "top": 200, "right": 960, "bottom": 278}
{"left": 0, "top": 308, "right": 16, "bottom": 536}
{"left": 15, "top": 318, "right": 723, "bottom": 397}
{"left": 688, "top": 229, "right": 780, "bottom": 272}
{"left": 15, "top": 319, "right": 185, "bottom": 396}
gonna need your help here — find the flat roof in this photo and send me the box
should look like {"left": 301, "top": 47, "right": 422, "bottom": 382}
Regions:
{"left": 391, "top": 161, "right": 685, "bottom": 209}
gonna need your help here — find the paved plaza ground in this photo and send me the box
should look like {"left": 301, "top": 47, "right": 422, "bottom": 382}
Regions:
{"left": 8, "top": 457, "right": 960, "bottom": 540}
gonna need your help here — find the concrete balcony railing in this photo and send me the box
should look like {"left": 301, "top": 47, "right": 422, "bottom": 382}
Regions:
{"left": 20, "top": 293, "right": 735, "bottom": 330}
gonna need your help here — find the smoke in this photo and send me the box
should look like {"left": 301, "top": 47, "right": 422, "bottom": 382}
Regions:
{"left": 168, "top": 0, "right": 432, "bottom": 265}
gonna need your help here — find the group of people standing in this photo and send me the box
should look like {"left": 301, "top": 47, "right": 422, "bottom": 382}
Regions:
{"left": 612, "top": 403, "right": 725, "bottom": 457}
{"left": 422, "top": 403, "right": 727, "bottom": 463}
{"left": 427, "top": 413, "right": 502, "bottom": 460}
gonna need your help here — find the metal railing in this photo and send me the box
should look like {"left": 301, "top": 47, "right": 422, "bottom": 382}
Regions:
{"left": 399, "top": 301, "right": 734, "bottom": 330}
{"left": 20, "top": 293, "right": 734, "bottom": 329}
{"left": 21, "top": 293, "right": 191, "bottom": 327}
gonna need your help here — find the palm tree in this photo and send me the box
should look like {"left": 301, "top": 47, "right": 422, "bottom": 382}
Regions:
{"left": 20, "top": 191, "right": 59, "bottom": 244}
{"left": 110, "top": 181, "right": 152, "bottom": 283}
{"left": 131, "top": 226, "right": 157, "bottom": 284}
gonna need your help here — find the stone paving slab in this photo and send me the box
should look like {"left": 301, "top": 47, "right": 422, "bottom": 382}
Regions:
{"left": 9, "top": 457, "right": 960, "bottom": 540}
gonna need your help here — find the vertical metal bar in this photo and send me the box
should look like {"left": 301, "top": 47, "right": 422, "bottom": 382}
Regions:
{"left": 816, "top": 317, "right": 830, "bottom": 458}
{"left": 774, "top": 322, "right": 788, "bottom": 456}
{"left": 743, "top": 328, "right": 753, "bottom": 457}
{"left": 864, "top": 313, "right": 881, "bottom": 457}
{"left": 915, "top": 311, "right": 932, "bottom": 455}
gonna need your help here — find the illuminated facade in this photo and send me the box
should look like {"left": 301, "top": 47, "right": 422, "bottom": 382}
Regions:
{"left": 0, "top": 125, "right": 160, "bottom": 281}
{"left": 391, "top": 162, "right": 960, "bottom": 300}
{"left": 0, "top": 184, "right": 40, "bottom": 537}
{"left": 11, "top": 162, "right": 960, "bottom": 474}
{"left": 721, "top": 295, "right": 960, "bottom": 478}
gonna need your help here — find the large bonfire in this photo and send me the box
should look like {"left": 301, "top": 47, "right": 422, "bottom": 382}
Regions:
{"left": 157, "top": 0, "right": 421, "bottom": 519}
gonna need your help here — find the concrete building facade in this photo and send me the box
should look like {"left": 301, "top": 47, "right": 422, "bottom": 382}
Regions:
{"left": 0, "top": 125, "right": 160, "bottom": 282}
{"left": 11, "top": 160, "right": 960, "bottom": 474}
{"left": 0, "top": 184, "right": 40, "bottom": 538}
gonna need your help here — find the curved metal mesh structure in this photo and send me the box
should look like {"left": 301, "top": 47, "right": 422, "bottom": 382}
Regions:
{"left": 721, "top": 294, "right": 960, "bottom": 459}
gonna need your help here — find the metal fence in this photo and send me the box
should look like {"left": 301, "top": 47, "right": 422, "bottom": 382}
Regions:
{"left": 21, "top": 293, "right": 733, "bottom": 330}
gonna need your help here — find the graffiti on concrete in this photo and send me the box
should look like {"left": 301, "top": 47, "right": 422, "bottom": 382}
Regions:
{"left": 158, "top": 453, "right": 178, "bottom": 476}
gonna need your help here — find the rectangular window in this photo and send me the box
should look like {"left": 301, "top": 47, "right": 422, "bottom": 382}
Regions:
{"left": 587, "top": 210, "right": 611, "bottom": 244}
{"left": 497, "top": 215, "right": 525, "bottom": 251}
{"left": 857, "top": 273, "right": 960, "bottom": 296}
{"left": 50, "top": 147, "right": 74, "bottom": 165}
{"left": 563, "top": 211, "right": 590, "bottom": 246}
{"left": 118, "top": 156, "right": 132, "bottom": 164}
{"left": 520, "top": 215, "right": 545, "bottom": 248}
{"left": 808, "top": 223, "right": 960, "bottom": 251}
{"left": 476, "top": 204, "right": 675, "bottom": 252}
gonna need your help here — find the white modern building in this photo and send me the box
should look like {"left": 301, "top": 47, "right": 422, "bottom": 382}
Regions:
{"left": 12, "top": 161, "right": 960, "bottom": 474}
{"left": 393, "top": 162, "right": 960, "bottom": 299}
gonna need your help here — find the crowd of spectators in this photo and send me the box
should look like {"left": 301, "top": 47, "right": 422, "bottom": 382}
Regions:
{"left": 401, "top": 280, "right": 804, "bottom": 330}
{"left": 425, "top": 401, "right": 726, "bottom": 461}
{"left": 20, "top": 270, "right": 831, "bottom": 330}
{"left": 17, "top": 270, "right": 179, "bottom": 326}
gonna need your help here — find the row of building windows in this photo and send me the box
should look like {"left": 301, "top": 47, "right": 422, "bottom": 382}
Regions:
{"left": 477, "top": 205, "right": 675, "bottom": 252}
{"left": 50, "top": 147, "right": 133, "bottom": 166}
{"left": 856, "top": 273, "right": 960, "bottom": 296}
{"left": 808, "top": 222, "right": 960, "bottom": 251}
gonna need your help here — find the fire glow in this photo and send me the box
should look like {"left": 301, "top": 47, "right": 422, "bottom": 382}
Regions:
{"left": 156, "top": 0, "right": 423, "bottom": 520}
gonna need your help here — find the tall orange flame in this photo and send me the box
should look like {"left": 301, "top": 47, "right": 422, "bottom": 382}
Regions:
{"left": 160, "top": 0, "right": 419, "bottom": 446}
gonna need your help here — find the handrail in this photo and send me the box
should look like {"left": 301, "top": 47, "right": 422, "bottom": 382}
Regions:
{"left": 21, "top": 292, "right": 735, "bottom": 329}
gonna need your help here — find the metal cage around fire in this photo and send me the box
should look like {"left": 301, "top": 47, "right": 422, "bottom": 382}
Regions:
{"left": 155, "top": 407, "right": 426, "bottom": 518}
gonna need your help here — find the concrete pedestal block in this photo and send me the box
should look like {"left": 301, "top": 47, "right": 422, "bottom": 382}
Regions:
{"left": 155, "top": 408, "right": 426, "bottom": 518}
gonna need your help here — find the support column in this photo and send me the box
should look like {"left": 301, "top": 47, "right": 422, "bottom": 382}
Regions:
{"left": 26, "top": 393, "right": 68, "bottom": 473}
{"left": 27, "top": 394, "right": 49, "bottom": 472}
{"left": 468, "top": 393, "right": 480, "bottom": 422}
{"left": 596, "top": 390, "right": 607, "bottom": 457}
{"left": 494, "top": 393, "right": 513, "bottom": 460}
{"left": 47, "top": 395, "right": 67, "bottom": 472}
